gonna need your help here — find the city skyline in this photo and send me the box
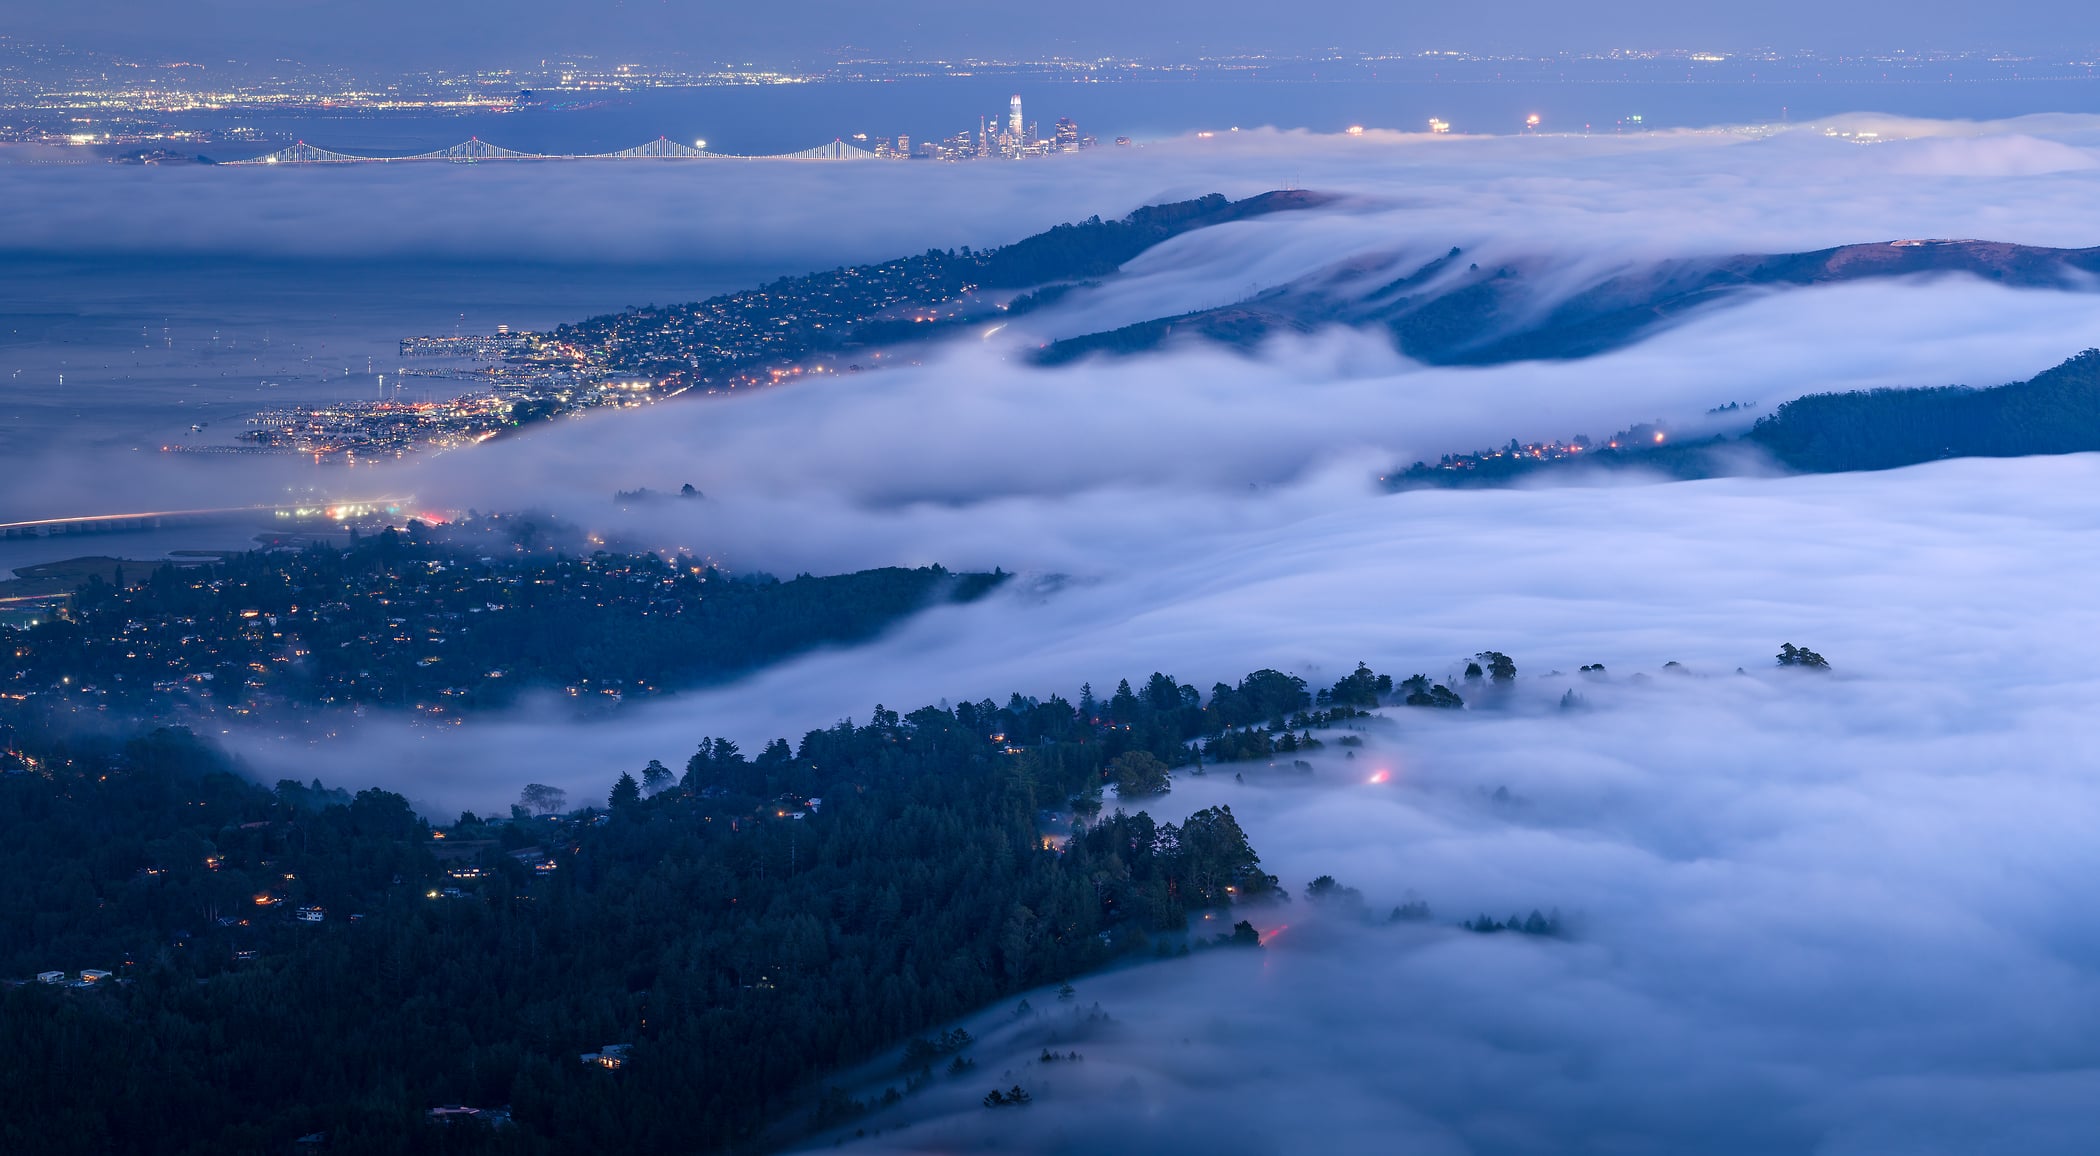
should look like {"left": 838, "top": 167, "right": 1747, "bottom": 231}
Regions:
{"left": 10, "top": 36, "right": 2100, "bottom": 154}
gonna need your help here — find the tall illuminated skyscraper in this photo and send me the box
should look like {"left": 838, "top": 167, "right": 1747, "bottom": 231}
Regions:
{"left": 1008, "top": 94, "right": 1024, "bottom": 139}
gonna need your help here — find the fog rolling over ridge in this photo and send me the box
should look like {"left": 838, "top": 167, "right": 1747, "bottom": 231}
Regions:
{"left": 15, "top": 110, "right": 2100, "bottom": 1152}
{"left": 792, "top": 671, "right": 2100, "bottom": 1154}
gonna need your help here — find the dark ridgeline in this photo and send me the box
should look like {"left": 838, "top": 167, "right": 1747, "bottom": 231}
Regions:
{"left": 3, "top": 525, "right": 1005, "bottom": 722}
{"left": 970, "top": 191, "right": 1337, "bottom": 287}
{"left": 1746, "top": 347, "right": 2100, "bottom": 472}
{"left": 1388, "top": 348, "right": 2100, "bottom": 489}
{"left": 546, "top": 190, "right": 1333, "bottom": 392}
{"left": 1036, "top": 238, "right": 2100, "bottom": 368}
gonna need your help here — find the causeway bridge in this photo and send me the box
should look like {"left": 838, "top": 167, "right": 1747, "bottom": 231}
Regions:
{"left": 0, "top": 498, "right": 414, "bottom": 539}
{"left": 224, "top": 136, "right": 881, "bottom": 166}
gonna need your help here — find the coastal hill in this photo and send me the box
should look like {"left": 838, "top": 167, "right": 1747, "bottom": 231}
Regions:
{"left": 549, "top": 189, "right": 1336, "bottom": 392}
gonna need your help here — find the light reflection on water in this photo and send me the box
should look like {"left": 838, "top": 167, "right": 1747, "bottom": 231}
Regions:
{"left": 0, "top": 256, "right": 760, "bottom": 457}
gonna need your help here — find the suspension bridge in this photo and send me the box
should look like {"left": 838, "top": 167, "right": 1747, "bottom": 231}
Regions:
{"left": 223, "top": 136, "right": 881, "bottom": 166}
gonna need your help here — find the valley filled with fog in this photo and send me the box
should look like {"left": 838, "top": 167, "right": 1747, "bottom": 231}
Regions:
{"left": 12, "top": 113, "right": 2100, "bottom": 1151}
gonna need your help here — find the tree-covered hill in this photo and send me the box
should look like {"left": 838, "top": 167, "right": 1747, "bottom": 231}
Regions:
{"left": 0, "top": 633, "right": 1613, "bottom": 1154}
{"left": 1388, "top": 348, "right": 2100, "bottom": 489}
{"left": 0, "top": 666, "right": 1327, "bottom": 1155}
{"left": 1747, "top": 347, "right": 2100, "bottom": 471}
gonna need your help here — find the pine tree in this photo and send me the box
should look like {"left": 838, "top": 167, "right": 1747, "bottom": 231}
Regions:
{"left": 640, "top": 759, "right": 673, "bottom": 796}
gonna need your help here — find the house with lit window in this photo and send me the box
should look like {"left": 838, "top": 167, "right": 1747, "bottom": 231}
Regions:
{"left": 579, "top": 1043, "right": 633, "bottom": 1069}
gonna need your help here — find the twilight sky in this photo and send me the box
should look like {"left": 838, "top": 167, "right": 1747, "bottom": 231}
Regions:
{"left": 4, "top": 0, "right": 2097, "bottom": 66}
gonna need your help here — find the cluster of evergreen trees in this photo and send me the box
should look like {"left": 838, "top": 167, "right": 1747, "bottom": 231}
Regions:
{"left": 0, "top": 666, "right": 1303, "bottom": 1155}
{"left": 0, "top": 645, "right": 1601, "bottom": 1153}
{"left": 1774, "top": 643, "right": 1830, "bottom": 669}
{"left": 1460, "top": 910, "right": 1565, "bottom": 937}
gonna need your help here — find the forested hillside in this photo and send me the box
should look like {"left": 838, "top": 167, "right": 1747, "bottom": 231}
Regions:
{"left": 1746, "top": 347, "right": 2100, "bottom": 471}
{"left": 0, "top": 660, "right": 1411, "bottom": 1155}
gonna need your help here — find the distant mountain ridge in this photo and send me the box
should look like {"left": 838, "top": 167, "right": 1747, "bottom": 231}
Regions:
{"left": 1039, "top": 238, "right": 2100, "bottom": 367}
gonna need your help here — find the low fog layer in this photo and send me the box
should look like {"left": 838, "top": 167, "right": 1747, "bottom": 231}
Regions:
{"left": 9, "top": 114, "right": 2100, "bottom": 269}
{"left": 260, "top": 450, "right": 2100, "bottom": 816}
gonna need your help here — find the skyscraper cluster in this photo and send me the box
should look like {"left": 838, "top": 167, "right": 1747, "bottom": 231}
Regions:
{"left": 851, "top": 94, "right": 1097, "bottom": 160}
